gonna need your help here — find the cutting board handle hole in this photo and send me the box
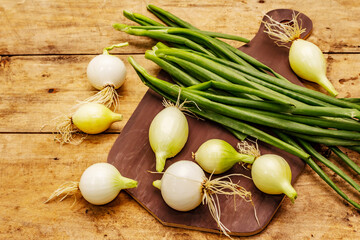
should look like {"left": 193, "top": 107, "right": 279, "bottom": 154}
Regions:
{"left": 280, "top": 19, "right": 293, "bottom": 25}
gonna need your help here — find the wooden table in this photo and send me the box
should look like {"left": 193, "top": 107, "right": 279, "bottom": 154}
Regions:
{"left": 1, "top": 1, "right": 359, "bottom": 239}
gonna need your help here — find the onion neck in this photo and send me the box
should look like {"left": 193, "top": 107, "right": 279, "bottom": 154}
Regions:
{"left": 111, "top": 112, "right": 123, "bottom": 122}
{"left": 281, "top": 182, "right": 298, "bottom": 203}
{"left": 237, "top": 153, "right": 256, "bottom": 164}
{"left": 116, "top": 175, "right": 138, "bottom": 189}
{"left": 155, "top": 153, "right": 167, "bottom": 172}
{"left": 103, "top": 42, "right": 129, "bottom": 55}
{"left": 152, "top": 180, "right": 162, "bottom": 190}
{"left": 318, "top": 75, "right": 338, "bottom": 97}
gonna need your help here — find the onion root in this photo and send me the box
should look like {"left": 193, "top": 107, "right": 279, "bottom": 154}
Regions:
{"left": 44, "top": 181, "right": 79, "bottom": 204}
{"left": 53, "top": 114, "right": 86, "bottom": 145}
{"left": 80, "top": 85, "right": 120, "bottom": 111}
{"left": 202, "top": 174, "right": 259, "bottom": 237}
{"left": 263, "top": 12, "right": 305, "bottom": 47}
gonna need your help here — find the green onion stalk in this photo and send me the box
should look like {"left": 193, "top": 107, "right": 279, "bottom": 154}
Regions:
{"left": 273, "top": 130, "right": 360, "bottom": 209}
{"left": 128, "top": 55, "right": 360, "bottom": 209}
{"left": 145, "top": 4, "right": 285, "bottom": 78}
{"left": 118, "top": 7, "right": 287, "bottom": 80}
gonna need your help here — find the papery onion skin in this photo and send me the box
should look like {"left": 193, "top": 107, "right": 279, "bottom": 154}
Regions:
{"left": 72, "top": 103, "right": 122, "bottom": 134}
{"left": 158, "top": 160, "right": 205, "bottom": 211}
{"left": 87, "top": 54, "right": 127, "bottom": 90}
{"left": 79, "top": 163, "right": 137, "bottom": 205}
{"left": 251, "top": 154, "right": 297, "bottom": 202}
{"left": 149, "top": 106, "right": 189, "bottom": 172}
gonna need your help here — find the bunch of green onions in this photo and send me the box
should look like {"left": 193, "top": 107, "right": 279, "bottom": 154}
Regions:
{"left": 115, "top": 5, "right": 360, "bottom": 209}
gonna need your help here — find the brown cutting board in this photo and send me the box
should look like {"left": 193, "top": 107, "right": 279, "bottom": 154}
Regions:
{"left": 108, "top": 9, "right": 313, "bottom": 236}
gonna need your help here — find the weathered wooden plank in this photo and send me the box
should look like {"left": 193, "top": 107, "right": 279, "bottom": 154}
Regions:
{"left": 1, "top": 53, "right": 359, "bottom": 132}
{"left": 0, "top": 134, "right": 359, "bottom": 239}
{"left": 0, "top": 0, "right": 359, "bottom": 55}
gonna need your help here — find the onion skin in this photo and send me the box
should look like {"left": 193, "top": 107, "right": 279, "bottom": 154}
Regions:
{"left": 289, "top": 39, "right": 338, "bottom": 97}
{"left": 87, "top": 54, "right": 126, "bottom": 90}
{"left": 149, "top": 106, "right": 189, "bottom": 172}
{"left": 72, "top": 103, "right": 122, "bottom": 134}
{"left": 251, "top": 154, "right": 297, "bottom": 202}
{"left": 157, "top": 160, "right": 205, "bottom": 211}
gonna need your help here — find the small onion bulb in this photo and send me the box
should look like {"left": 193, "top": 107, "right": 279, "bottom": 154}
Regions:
{"left": 264, "top": 13, "right": 338, "bottom": 96}
{"left": 149, "top": 100, "right": 189, "bottom": 172}
{"left": 155, "top": 160, "right": 205, "bottom": 211}
{"left": 87, "top": 54, "right": 126, "bottom": 90}
{"left": 289, "top": 39, "right": 338, "bottom": 96}
{"left": 72, "top": 102, "right": 122, "bottom": 134}
{"left": 193, "top": 139, "right": 257, "bottom": 174}
{"left": 55, "top": 102, "right": 122, "bottom": 144}
{"left": 85, "top": 42, "right": 128, "bottom": 109}
{"left": 251, "top": 154, "right": 297, "bottom": 202}
{"left": 153, "top": 160, "right": 257, "bottom": 236}
{"left": 45, "top": 163, "right": 137, "bottom": 205}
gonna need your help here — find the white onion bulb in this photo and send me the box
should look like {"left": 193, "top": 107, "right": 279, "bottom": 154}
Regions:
{"left": 79, "top": 163, "right": 137, "bottom": 205}
{"left": 153, "top": 160, "right": 257, "bottom": 236}
{"left": 87, "top": 54, "right": 126, "bottom": 90}
{"left": 149, "top": 104, "right": 189, "bottom": 172}
{"left": 157, "top": 160, "right": 205, "bottom": 211}
{"left": 83, "top": 42, "right": 128, "bottom": 110}
{"left": 45, "top": 163, "right": 137, "bottom": 205}
{"left": 251, "top": 154, "right": 297, "bottom": 202}
{"left": 264, "top": 14, "right": 338, "bottom": 96}
{"left": 289, "top": 39, "right": 338, "bottom": 96}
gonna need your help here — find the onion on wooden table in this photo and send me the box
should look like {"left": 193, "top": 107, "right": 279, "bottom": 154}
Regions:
{"left": 1, "top": 1, "right": 359, "bottom": 240}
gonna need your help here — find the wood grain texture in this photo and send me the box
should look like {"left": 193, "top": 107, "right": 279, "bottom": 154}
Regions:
{"left": 0, "top": 55, "right": 157, "bottom": 132}
{"left": 0, "top": 135, "right": 359, "bottom": 239}
{"left": 0, "top": 0, "right": 359, "bottom": 239}
{"left": 0, "top": 0, "right": 359, "bottom": 55}
{"left": 0, "top": 54, "right": 359, "bottom": 132}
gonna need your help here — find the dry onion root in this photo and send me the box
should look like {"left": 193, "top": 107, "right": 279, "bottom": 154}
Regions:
{"left": 201, "top": 174, "right": 259, "bottom": 237}
{"left": 53, "top": 114, "right": 86, "bottom": 145}
{"left": 263, "top": 12, "right": 338, "bottom": 96}
{"left": 81, "top": 84, "right": 120, "bottom": 111}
